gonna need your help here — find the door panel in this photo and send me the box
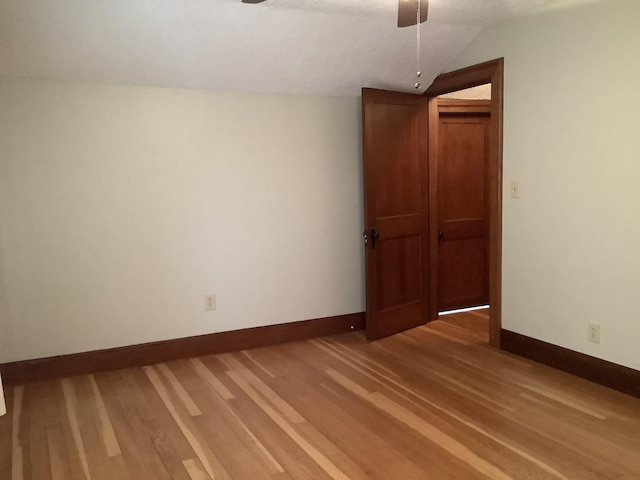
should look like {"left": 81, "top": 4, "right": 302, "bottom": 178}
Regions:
{"left": 362, "top": 88, "right": 429, "bottom": 340}
{"left": 377, "top": 235, "right": 422, "bottom": 310}
{"left": 439, "top": 121, "right": 485, "bottom": 219}
{"left": 437, "top": 108, "right": 490, "bottom": 311}
{"left": 371, "top": 104, "right": 423, "bottom": 218}
{"left": 439, "top": 238, "right": 484, "bottom": 310}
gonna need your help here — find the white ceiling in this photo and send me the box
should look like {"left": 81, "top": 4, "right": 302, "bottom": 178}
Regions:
{"left": 0, "top": 0, "right": 600, "bottom": 96}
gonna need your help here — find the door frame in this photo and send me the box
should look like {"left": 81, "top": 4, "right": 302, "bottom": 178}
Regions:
{"left": 425, "top": 58, "right": 504, "bottom": 348}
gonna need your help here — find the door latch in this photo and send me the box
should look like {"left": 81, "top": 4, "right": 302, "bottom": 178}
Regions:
{"left": 364, "top": 228, "right": 380, "bottom": 248}
{"left": 370, "top": 227, "right": 380, "bottom": 248}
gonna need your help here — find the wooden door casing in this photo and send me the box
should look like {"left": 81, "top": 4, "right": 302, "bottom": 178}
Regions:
{"left": 426, "top": 58, "right": 504, "bottom": 348}
{"left": 362, "top": 88, "right": 429, "bottom": 340}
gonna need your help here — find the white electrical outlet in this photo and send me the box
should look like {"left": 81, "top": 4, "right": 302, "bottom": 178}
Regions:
{"left": 588, "top": 322, "right": 600, "bottom": 344}
{"left": 205, "top": 294, "right": 216, "bottom": 311}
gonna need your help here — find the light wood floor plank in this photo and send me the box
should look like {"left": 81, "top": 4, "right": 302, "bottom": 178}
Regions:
{"left": 28, "top": 382, "right": 53, "bottom": 480}
{"left": 76, "top": 376, "right": 132, "bottom": 480}
{"left": 54, "top": 381, "right": 92, "bottom": 480}
{"left": 226, "top": 369, "right": 351, "bottom": 480}
{"left": 167, "top": 360, "right": 275, "bottom": 480}
{"left": 326, "top": 368, "right": 514, "bottom": 480}
{"left": 11, "top": 386, "right": 25, "bottom": 480}
{"left": 186, "top": 359, "right": 285, "bottom": 474}
{"left": 47, "top": 427, "right": 71, "bottom": 480}
{"left": 144, "top": 365, "right": 230, "bottom": 480}
{"left": 0, "top": 385, "right": 13, "bottom": 480}
{"left": 221, "top": 353, "right": 307, "bottom": 425}
{"left": 105, "top": 370, "right": 176, "bottom": 480}
{"left": 241, "top": 350, "right": 278, "bottom": 379}
{"left": 190, "top": 358, "right": 235, "bottom": 400}
{"left": 61, "top": 379, "right": 92, "bottom": 480}
{"left": 281, "top": 342, "right": 464, "bottom": 479}
{"left": 88, "top": 375, "right": 122, "bottom": 458}
{"left": 157, "top": 364, "right": 203, "bottom": 417}
{"left": 183, "top": 458, "right": 213, "bottom": 480}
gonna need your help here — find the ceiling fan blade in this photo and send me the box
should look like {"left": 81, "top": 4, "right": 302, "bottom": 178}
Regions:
{"left": 242, "top": 0, "right": 266, "bottom": 3}
{"left": 398, "top": 0, "right": 428, "bottom": 28}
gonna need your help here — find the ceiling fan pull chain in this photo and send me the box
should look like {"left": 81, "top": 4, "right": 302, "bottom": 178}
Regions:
{"left": 415, "top": 0, "right": 422, "bottom": 90}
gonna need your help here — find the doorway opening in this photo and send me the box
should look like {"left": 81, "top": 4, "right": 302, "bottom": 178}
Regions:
{"left": 426, "top": 58, "right": 503, "bottom": 348}
{"left": 433, "top": 83, "right": 492, "bottom": 342}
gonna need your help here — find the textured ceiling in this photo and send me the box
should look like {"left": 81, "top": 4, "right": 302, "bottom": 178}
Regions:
{"left": 0, "top": 0, "right": 601, "bottom": 96}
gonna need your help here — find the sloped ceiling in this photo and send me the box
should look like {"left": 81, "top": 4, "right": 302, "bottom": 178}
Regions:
{"left": 0, "top": 0, "right": 599, "bottom": 96}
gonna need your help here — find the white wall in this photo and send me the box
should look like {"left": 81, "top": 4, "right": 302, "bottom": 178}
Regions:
{"left": 0, "top": 79, "right": 365, "bottom": 363}
{"left": 450, "top": 0, "right": 640, "bottom": 370}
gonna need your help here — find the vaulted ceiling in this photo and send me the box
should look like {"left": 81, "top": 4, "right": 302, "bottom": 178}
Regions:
{"left": 0, "top": 0, "right": 599, "bottom": 96}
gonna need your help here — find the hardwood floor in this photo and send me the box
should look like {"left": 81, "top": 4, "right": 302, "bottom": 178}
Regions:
{"left": 439, "top": 307, "right": 490, "bottom": 343}
{"left": 1, "top": 315, "right": 639, "bottom": 480}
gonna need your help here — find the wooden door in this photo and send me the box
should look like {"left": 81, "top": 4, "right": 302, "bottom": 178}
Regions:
{"left": 362, "top": 88, "right": 429, "bottom": 340}
{"left": 437, "top": 100, "right": 490, "bottom": 311}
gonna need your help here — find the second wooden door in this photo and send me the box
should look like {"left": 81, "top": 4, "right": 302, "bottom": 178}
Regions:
{"left": 437, "top": 100, "right": 490, "bottom": 311}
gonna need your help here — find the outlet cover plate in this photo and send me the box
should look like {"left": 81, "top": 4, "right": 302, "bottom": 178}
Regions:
{"left": 205, "top": 294, "right": 216, "bottom": 311}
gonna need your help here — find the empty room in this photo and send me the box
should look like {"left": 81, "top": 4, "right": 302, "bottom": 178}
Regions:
{"left": 0, "top": 0, "right": 638, "bottom": 479}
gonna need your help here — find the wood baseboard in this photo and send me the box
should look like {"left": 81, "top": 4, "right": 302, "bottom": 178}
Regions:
{"left": 1, "top": 312, "right": 365, "bottom": 385}
{"left": 501, "top": 329, "right": 640, "bottom": 398}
